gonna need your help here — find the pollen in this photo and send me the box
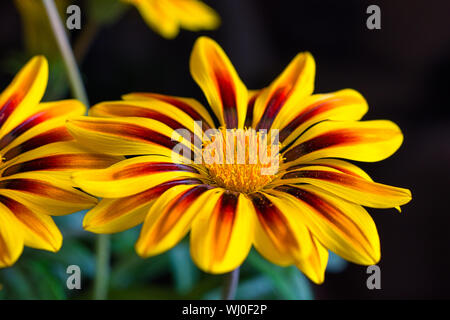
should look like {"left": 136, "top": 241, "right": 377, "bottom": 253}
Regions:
{"left": 203, "top": 127, "right": 282, "bottom": 193}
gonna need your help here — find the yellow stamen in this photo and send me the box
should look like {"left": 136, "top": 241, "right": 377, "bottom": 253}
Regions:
{"left": 203, "top": 127, "right": 282, "bottom": 193}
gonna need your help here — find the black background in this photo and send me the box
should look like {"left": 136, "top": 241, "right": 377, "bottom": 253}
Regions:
{"left": 1, "top": 0, "right": 449, "bottom": 299}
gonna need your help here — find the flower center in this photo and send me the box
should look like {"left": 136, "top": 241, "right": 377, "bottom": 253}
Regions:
{"left": 203, "top": 127, "right": 282, "bottom": 193}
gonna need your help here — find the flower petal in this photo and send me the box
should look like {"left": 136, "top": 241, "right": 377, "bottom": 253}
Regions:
{"left": 275, "top": 89, "right": 368, "bottom": 146}
{"left": 0, "top": 202, "right": 24, "bottom": 268}
{"left": 190, "top": 192, "right": 254, "bottom": 274}
{"left": 0, "top": 195, "right": 61, "bottom": 252}
{"left": 72, "top": 155, "right": 202, "bottom": 198}
{"left": 135, "top": 184, "right": 218, "bottom": 257}
{"left": 1, "top": 122, "right": 73, "bottom": 163}
{"left": 0, "top": 56, "right": 48, "bottom": 139}
{"left": 244, "top": 90, "right": 261, "bottom": 127}
{"left": 250, "top": 192, "right": 312, "bottom": 266}
{"left": 165, "top": 0, "right": 220, "bottom": 32}
{"left": 0, "top": 99, "right": 85, "bottom": 151}
{"left": 273, "top": 185, "right": 380, "bottom": 265}
{"left": 295, "top": 232, "right": 328, "bottom": 284}
{"left": 283, "top": 120, "right": 403, "bottom": 165}
{"left": 190, "top": 37, "right": 248, "bottom": 129}
{"left": 122, "top": 93, "right": 215, "bottom": 130}
{"left": 90, "top": 100, "right": 204, "bottom": 142}
{"left": 83, "top": 178, "right": 202, "bottom": 234}
{"left": 66, "top": 116, "right": 194, "bottom": 157}
{"left": 125, "top": 0, "right": 180, "bottom": 38}
{"left": 0, "top": 172, "right": 97, "bottom": 216}
{"left": 253, "top": 52, "right": 315, "bottom": 130}
{"left": 1, "top": 141, "right": 121, "bottom": 177}
{"left": 279, "top": 164, "right": 411, "bottom": 208}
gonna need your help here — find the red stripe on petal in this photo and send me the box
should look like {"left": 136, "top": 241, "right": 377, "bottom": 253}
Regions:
{"left": 0, "top": 178, "right": 88, "bottom": 203}
{"left": 3, "top": 127, "right": 72, "bottom": 161}
{"left": 97, "top": 105, "right": 186, "bottom": 130}
{"left": 283, "top": 129, "right": 368, "bottom": 162}
{"left": 256, "top": 87, "right": 291, "bottom": 130}
{"left": 133, "top": 94, "right": 212, "bottom": 130}
{"left": 97, "top": 178, "right": 203, "bottom": 223}
{"left": 244, "top": 93, "right": 258, "bottom": 127}
{"left": 211, "top": 192, "right": 237, "bottom": 261}
{"left": 251, "top": 192, "right": 299, "bottom": 252}
{"left": 0, "top": 195, "right": 54, "bottom": 246}
{"left": 2, "top": 154, "right": 118, "bottom": 177}
{"left": 0, "top": 105, "right": 77, "bottom": 150}
{"left": 285, "top": 163, "right": 361, "bottom": 178}
{"left": 78, "top": 121, "right": 178, "bottom": 151}
{"left": 112, "top": 162, "right": 199, "bottom": 179}
{"left": 275, "top": 185, "right": 372, "bottom": 250}
{"left": 0, "top": 94, "right": 22, "bottom": 129}
{"left": 214, "top": 69, "right": 238, "bottom": 128}
{"left": 151, "top": 185, "right": 213, "bottom": 243}
{"left": 279, "top": 96, "right": 362, "bottom": 142}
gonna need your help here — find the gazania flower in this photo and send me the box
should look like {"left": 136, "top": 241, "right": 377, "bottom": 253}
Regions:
{"left": 67, "top": 37, "right": 411, "bottom": 284}
{"left": 0, "top": 56, "right": 120, "bottom": 268}
{"left": 122, "top": 0, "right": 220, "bottom": 39}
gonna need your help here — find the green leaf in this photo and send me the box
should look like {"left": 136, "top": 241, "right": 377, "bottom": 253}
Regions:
{"left": 168, "top": 241, "right": 200, "bottom": 294}
{"left": 86, "top": 0, "right": 128, "bottom": 26}
{"left": 246, "top": 250, "right": 313, "bottom": 300}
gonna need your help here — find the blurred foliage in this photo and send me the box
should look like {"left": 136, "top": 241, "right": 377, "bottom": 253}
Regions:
{"left": 85, "top": 0, "right": 128, "bottom": 26}
{"left": 14, "top": 0, "right": 67, "bottom": 59}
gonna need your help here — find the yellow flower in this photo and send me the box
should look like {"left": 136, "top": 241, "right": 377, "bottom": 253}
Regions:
{"left": 68, "top": 37, "right": 411, "bottom": 284}
{"left": 123, "top": 0, "right": 220, "bottom": 39}
{"left": 0, "top": 56, "right": 120, "bottom": 268}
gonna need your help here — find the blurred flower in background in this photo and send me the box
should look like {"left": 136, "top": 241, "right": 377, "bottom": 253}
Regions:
{"left": 0, "top": 56, "right": 120, "bottom": 268}
{"left": 122, "top": 0, "right": 220, "bottom": 38}
{"left": 67, "top": 37, "right": 411, "bottom": 285}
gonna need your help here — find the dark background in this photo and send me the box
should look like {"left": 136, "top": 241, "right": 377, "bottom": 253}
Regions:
{"left": 1, "top": 0, "right": 449, "bottom": 299}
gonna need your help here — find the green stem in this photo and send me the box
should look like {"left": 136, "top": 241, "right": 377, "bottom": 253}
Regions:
{"left": 43, "top": 0, "right": 110, "bottom": 300}
{"left": 42, "top": 0, "right": 89, "bottom": 106}
{"left": 94, "top": 234, "right": 111, "bottom": 300}
{"left": 222, "top": 267, "right": 240, "bottom": 300}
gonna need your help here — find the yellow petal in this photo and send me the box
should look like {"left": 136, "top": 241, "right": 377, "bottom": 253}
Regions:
{"left": 125, "top": 0, "right": 180, "bottom": 38}
{"left": 0, "top": 172, "right": 97, "bottom": 216}
{"left": 165, "top": 0, "right": 220, "bottom": 32}
{"left": 0, "top": 202, "right": 24, "bottom": 268}
{"left": 0, "top": 56, "right": 48, "bottom": 140}
{"left": 90, "top": 100, "right": 204, "bottom": 143}
{"left": 3, "top": 196, "right": 62, "bottom": 252}
{"left": 253, "top": 52, "right": 315, "bottom": 130}
{"left": 283, "top": 120, "right": 403, "bottom": 165}
{"left": 72, "top": 155, "right": 201, "bottom": 198}
{"left": 66, "top": 116, "right": 194, "bottom": 158}
{"left": 274, "top": 89, "right": 368, "bottom": 146}
{"left": 122, "top": 93, "right": 215, "bottom": 130}
{"left": 83, "top": 178, "right": 202, "bottom": 234}
{"left": 190, "top": 37, "right": 248, "bottom": 128}
{"left": 251, "top": 192, "right": 312, "bottom": 265}
{"left": 136, "top": 184, "right": 219, "bottom": 257}
{"left": 273, "top": 185, "right": 380, "bottom": 265}
{"left": 1, "top": 141, "right": 121, "bottom": 177}
{"left": 0, "top": 99, "right": 85, "bottom": 152}
{"left": 279, "top": 165, "right": 411, "bottom": 208}
{"left": 295, "top": 233, "right": 328, "bottom": 284}
{"left": 190, "top": 192, "right": 254, "bottom": 274}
